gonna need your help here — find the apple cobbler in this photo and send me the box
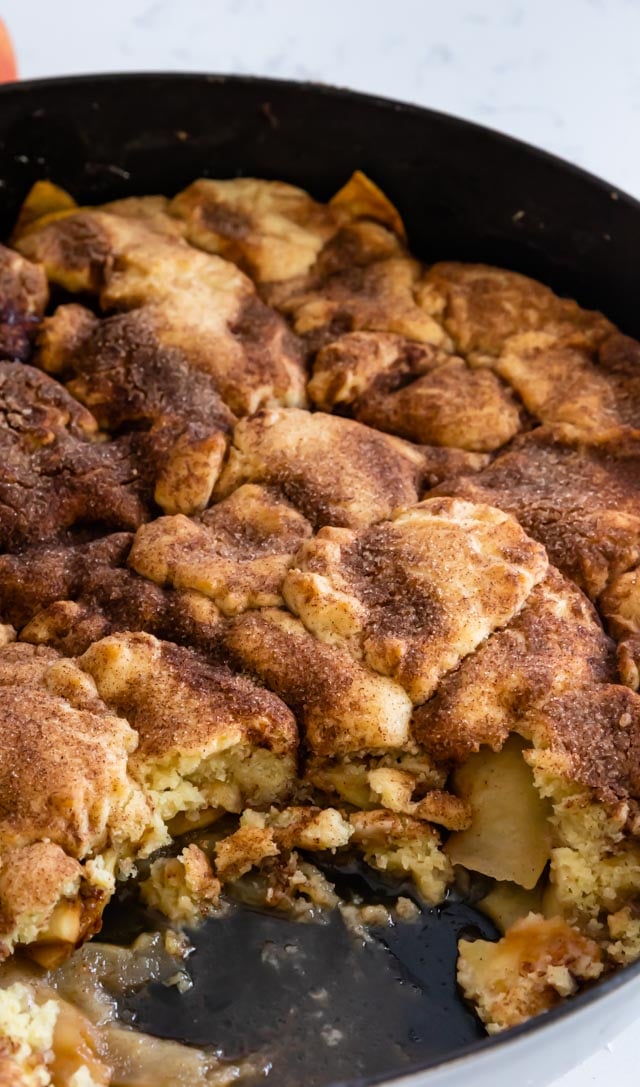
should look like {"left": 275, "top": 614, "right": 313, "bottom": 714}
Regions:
{"left": 0, "top": 169, "right": 640, "bottom": 1082}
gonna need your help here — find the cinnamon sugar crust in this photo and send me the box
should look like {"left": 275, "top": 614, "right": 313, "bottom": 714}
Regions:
{"left": 0, "top": 245, "right": 48, "bottom": 363}
{"left": 310, "top": 331, "right": 521, "bottom": 452}
{"left": 0, "top": 534, "right": 221, "bottom": 656}
{"left": 418, "top": 261, "right": 613, "bottom": 363}
{"left": 39, "top": 303, "right": 235, "bottom": 516}
{"left": 414, "top": 570, "right": 615, "bottom": 762}
{"left": 128, "top": 484, "right": 312, "bottom": 616}
{"left": 0, "top": 363, "right": 151, "bottom": 551}
{"left": 214, "top": 408, "right": 427, "bottom": 530}
{"left": 284, "top": 497, "right": 548, "bottom": 703}
{"left": 15, "top": 203, "right": 307, "bottom": 417}
{"left": 434, "top": 427, "right": 640, "bottom": 598}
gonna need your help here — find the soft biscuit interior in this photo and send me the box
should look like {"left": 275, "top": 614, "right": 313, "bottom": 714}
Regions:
{"left": 1, "top": 169, "right": 640, "bottom": 1074}
{"left": 76, "top": 632, "right": 299, "bottom": 822}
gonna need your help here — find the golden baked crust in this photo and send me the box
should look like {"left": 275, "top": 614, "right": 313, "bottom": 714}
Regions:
{"left": 39, "top": 303, "right": 235, "bottom": 516}
{"left": 414, "top": 569, "right": 614, "bottom": 762}
{"left": 15, "top": 200, "right": 306, "bottom": 418}
{"left": 170, "top": 170, "right": 406, "bottom": 283}
{"left": 0, "top": 246, "right": 48, "bottom": 363}
{"left": 434, "top": 427, "right": 640, "bottom": 598}
{"left": 283, "top": 497, "right": 548, "bottom": 703}
{"left": 76, "top": 631, "right": 298, "bottom": 819}
{"left": 0, "top": 535, "right": 221, "bottom": 656}
{"left": 128, "top": 484, "right": 312, "bottom": 615}
{"left": 224, "top": 608, "right": 413, "bottom": 756}
{"left": 418, "top": 261, "right": 613, "bottom": 362}
{"left": 309, "top": 331, "right": 521, "bottom": 452}
{"left": 2, "top": 172, "right": 640, "bottom": 1048}
{"left": 214, "top": 407, "right": 428, "bottom": 529}
{"left": 0, "top": 363, "right": 150, "bottom": 550}
{"left": 494, "top": 331, "right": 640, "bottom": 443}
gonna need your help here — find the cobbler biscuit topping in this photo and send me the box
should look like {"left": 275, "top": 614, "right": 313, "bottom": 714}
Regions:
{"left": 0, "top": 172, "right": 639, "bottom": 1081}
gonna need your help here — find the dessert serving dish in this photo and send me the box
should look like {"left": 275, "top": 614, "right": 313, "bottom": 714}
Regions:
{"left": 0, "top": 73, "right": 639, "bottom": 1087}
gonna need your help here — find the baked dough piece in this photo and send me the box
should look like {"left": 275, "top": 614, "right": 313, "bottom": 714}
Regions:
{"left": 0, "top": 245, "right": 48, "bottom": 362}
{"left": 77, "top": 631, "right": 299, "bottom": 821}
{"left": 523, "top": 684, "right": 640, "bottom": 805}
{"left": 283, "top": 497, "right": 548, "bottom": 703}
{"left": 267, "top": 251, "right": 447, "bottom": 352}
{"left": 170, "top": 170, "right": 406, "bottom": 284}
{"left": 523, "top": 687, "right": 640, "bottom": 943}
{"left": 128, "top": 484, "right": 312, "bottom": 616}
{"left": 434, "top": 427, "right": 640, "bottom": 598}
{"left": 224, "top": 608, "right": 413, "bottom": 757}
{"left": 0, "top": 363, "right": 151, "bottom": 551}
{"left": 0, "top": 534, "right": 221, "bottom": 657}
{"left": 348, "top": 810, "right": 452, "bottom": 905}
{"left": 0, "top": 984, "right": 63, "bottom": 1087}
{"left": 170, "top": 176, "right": 339, "bottom": 284}
{"left": 414, "top": 570, "right": 614, "bottom": 762}
{"left": 458, "top": 915, "right": 603, "bottom": 1033}
{"left": 0, "top": 643, "right": 157, "bottom": 958}
{"left": 494, "top": 331, "right": 640, "bottom": 442}
{"left": 418, "top": 261, "right": 613, "bottom": 364}
{"left": 38, "top": 303, "right": 235, "bottom": 515}
{"left": 214, "top": 407, "right": 429, "bottom": 529}
{"left": 600, "top": 566, "right": 640, "bottom": 641}
{"left": 14, "top": 188, "right": 306, "bottom": 417}
{"left": 309, "top": 331, "right": 521, "bottom": 452}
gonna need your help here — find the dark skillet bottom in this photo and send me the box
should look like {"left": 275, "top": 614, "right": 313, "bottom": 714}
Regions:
{"left": 99, "top": 862, "right": 497, "bottom": 1086}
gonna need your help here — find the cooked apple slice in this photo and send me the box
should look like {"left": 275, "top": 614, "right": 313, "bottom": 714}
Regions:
{"left": 479, "top": 881, "right": 544, "bottom": 933}
{"left": 446, "top": 735, "right": 551, "bottom": 889}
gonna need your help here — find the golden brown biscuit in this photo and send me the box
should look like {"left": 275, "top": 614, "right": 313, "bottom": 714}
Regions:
{"left": 0, "top": 643, "right": 158, "bottom": 957}
{"left": 418, "top": 261, "right": 613, "bottom": 363}
{"left": 309, "top": 331, "right": 521, "bottom": 452}
{"left": 267, "top": 252, "right": 447, "bottom": 351}
{"left": 414, "top": 570, "right": 614, "bottom": 762}
{"left": 38, "top": 303, "right": 236, "bottom": 515}
{"left": 0, "top": 245, "right": 48, "bottom": 362}
{"left": 170, "top": 170, "right": 406, "bottom": 283}
{"left": 523, "top": 684, "right": 640, "bottom": 805}
{"left": 0, "top": 643, "right": 61, "bottom": 689}
{"left": 215, "top": 408, "right": 445, "bottom": 530}
{"left": 458, "top": 914, "right": 603, "bottom": 1032}
{"left": 14, "top": 194, "right": 307, "bottom": 416}
{"left": 77, "top": 631, "right": 299, "bottom": 820}
{"left": 600, "top": 566, "right": 640, "bottom": 689}
{"left": 0, "top": 657, "right": 151, "bottom": 860}
{"left": 170, "top": 176, "right": 340, "bottom": 283}
{"left": 0, "top": 534, "right": 221, "bottom": 657}
{"left": 129, "top": 484, "right": 313, "bottom": 615}
{"left": 601, "top": 565, "right": 640, "bottom": 642}
{"left": 0, "top": 363, "right": 151, "bottom": 550}
{"left": 434, "top": 427, "right": 640, "bottom": 598}
{"left": 284, "top": 497, "right": 548, "bottom": 703}
{"left": 224, "top": 608, "right": 413, "bottom": 757}
{"left": 495, "top": 330, "right": 640, "bottom": 442}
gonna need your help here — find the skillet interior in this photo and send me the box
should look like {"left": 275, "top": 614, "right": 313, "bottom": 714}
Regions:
{"left": 1, "top": 72, "right": 640, "bottom": 1085}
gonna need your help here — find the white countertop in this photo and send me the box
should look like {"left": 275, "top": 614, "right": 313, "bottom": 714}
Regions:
{"left": 3, "top": 1, "right": 640, "bottom": 1084}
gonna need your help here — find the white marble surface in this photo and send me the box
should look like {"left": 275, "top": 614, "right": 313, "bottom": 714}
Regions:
{"left": 2, "top": 1, "right": 640, "bottom": 1084}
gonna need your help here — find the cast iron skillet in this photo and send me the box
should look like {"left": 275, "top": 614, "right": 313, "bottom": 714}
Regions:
{"left": 0, "top": 73, "right": 639, "bottom": 1087}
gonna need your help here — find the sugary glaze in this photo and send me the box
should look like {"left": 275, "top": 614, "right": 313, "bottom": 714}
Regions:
{"left": 1, "top": 172, "right": 640, "bottom": 1080}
